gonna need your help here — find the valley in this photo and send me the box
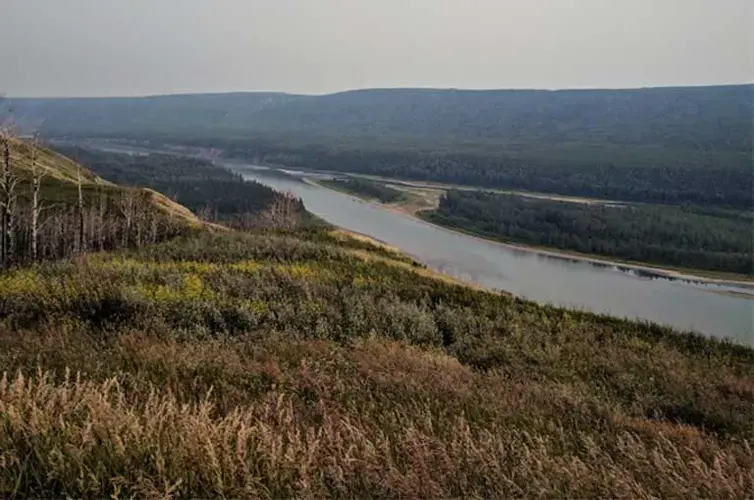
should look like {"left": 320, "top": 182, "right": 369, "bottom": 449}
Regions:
{"left": 3, "top": 1, "right": 753, "bottom": 496}
{"left": 1, "top": 85, "right": 752, "bottom": 498}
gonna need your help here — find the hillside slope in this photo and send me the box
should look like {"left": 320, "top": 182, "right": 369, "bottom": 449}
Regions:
{"left": 7, "top": 86, "right": 752, "bottom": 209}
{"left": 0, "top": 228, "right": 752, "bottom": 498}
{"left": 9, "top": 138, "right": 107, "bottom": 185}
{"left": 0, "top": 140, "right": 752, "bottom": 498}
{"left": 7, "top": 138, "right": 201, "bottom": 225}
{"left": 52, "top": 145, "right": 302, "bottom": 227}
{"left": 0, "top": 138, "right": 204, "bottom": 266}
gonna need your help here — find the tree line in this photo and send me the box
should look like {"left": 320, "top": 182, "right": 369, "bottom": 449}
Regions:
{"left": 199, "top": 139, "right": 752, "bottom": 210}
{"left": 425, "top": 190, "right": 753, "bottom": 275}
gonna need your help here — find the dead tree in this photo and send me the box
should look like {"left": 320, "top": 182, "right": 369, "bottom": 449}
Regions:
{"left": 28, "top": 134, "right": 46, "bottom": 261}
{"left": 261, "top": 191, "right": 301, "bottom": 229}
{"left": 197, "top": 205, "right": 213, "bottom": 222}
{"left": 97, "top": 189, "right": 108, "bottom": 251}
{"left": 116, "top": 189, "right": 137, "bottom": 247}
{"left": 76, "top": 164, "right": 85, "bottom": 253}
{"left": 0, "top": 133, "right": 8, "bottom": 268}
{"left": 0, "top": 131, "right": 18, "bottom": 268}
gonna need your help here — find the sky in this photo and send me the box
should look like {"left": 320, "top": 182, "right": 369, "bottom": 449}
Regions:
{"left": 1, "top": 0, "right": 752, "bottom": 97}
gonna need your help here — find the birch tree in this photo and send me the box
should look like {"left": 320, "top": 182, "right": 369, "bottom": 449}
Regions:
{"left": 29, "top": 133, "right": 47, "bottom": 261}
{"left": 76, "top": 163, "right": 85, "bottom": 253}
{"left": 0, "top": 129, "right": 18, "bottom": 268}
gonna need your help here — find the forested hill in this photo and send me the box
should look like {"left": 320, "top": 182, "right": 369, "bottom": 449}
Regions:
{"left": 6, "top": 85, "right": 752, "bottom": 151}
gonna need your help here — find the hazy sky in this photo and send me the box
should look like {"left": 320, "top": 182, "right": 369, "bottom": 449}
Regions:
{"left": 1, "top": 0, "right": 752, "bottom": 97}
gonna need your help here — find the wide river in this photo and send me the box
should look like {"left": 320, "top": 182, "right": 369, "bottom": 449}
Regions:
{"left": 71, "top": 142, "right": 753, "bottom": 345}
{"left": 226, "top": 163, "right": 753, "bottom": 345}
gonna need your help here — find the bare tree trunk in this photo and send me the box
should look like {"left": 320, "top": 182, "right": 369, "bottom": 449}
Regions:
{"left": 150, "top": 215, "right": 158, "bottom": 245}
{"left": 117, "top": 190, "right": 136, "bottom": 248}
{"left": 77, "top": 164, "right": 85, "bottom": 253}
{"left": 98, "top": 190, "right": 107, "bottom": 251}
{"left": 261, "top": 191, "right": 301, "bottom": 230}
{"left": 1, "top": 133, "right": 13, "bottom": 268}
{"left": 30, "top": 135, "right": 43, "bottom": 261}
{"left": 0, "top": 135, "right": 7, "bottom": 269}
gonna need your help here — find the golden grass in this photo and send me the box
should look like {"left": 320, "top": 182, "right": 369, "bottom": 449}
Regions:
{"left": 0, "top": 229, "right": 752, "bottom": 497}
{"left": 328, "top": 229, "right": 402, "bottom": 255}
{"left": 0, "top": 329, "right": 752, "bottom": 499}
{"left": 348, "top": 247, "right": 499, "bottom": 292}
{"left": 8, "top": 138, "right": 106, "bottom": 185}
{"left": 142, "top": 188, "right": 202, "bottom": 225}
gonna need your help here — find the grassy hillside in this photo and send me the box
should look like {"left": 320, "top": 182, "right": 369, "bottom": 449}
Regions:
{"left": 9, "top": 138, "right": 106, "bottom": 185}
{"left": 7, "top": 138, "right": 200, "bottom": 225}
{"left": 0, "top": 227, "right": 752, "bottom": 498}
{"left": 1, "top": 143, "right": 752, "bottom": 497}
{"left": 0, "top": 138, "right": 205, "bottom": 267}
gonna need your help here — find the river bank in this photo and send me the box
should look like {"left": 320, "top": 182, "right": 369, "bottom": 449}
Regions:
{"left": 307, "top": 177, "right": 754, "bottom": 293}
{"left": 65, "top": 142, "right": 754, "bottom": 342}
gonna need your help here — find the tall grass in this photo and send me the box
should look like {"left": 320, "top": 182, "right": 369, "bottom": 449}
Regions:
{"left": 0, "top": 229, "right": 752, "bottom": 497}
{"left": 1, "top": 334, "right": 752, "bottom": 499}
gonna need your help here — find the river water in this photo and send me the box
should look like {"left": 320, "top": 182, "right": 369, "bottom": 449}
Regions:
{"left": 69, "top": 141, "right": 753, "bottom": 345}
{"left": 227, "top": 164, "right": 753, "bottom": 345}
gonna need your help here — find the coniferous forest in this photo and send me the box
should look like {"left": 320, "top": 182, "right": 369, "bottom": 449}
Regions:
{"left": 425, "top": 190, "right": 754, "bottom": 274}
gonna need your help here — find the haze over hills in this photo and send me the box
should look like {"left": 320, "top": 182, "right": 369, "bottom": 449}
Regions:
{"left": 7, "top": 85, "right": 752, "bottom": 210}
{"left": 3, "top": 0, "right": 754, "bottom": 496}
{"left": 6, "top": 85, "right": 752, "bottom": 151}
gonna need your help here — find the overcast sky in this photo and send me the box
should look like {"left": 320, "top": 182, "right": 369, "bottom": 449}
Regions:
{"left": 1, "top": 0, "right": 752, "bottom": 97}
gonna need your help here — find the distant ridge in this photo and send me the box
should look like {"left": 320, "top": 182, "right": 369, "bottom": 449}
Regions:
{"left": 4, "top": 84, "right": 751, "bottom": 152}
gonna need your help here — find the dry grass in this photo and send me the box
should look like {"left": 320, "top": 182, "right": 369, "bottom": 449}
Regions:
{"left": 0, "top": 328, "right": 752, "bottom": 499}
{"left": 9, "top": 138, "right": 106, "bottom": 185}
{"left": 143, "top": 187, "right": 203, "bottom": 226}
{"left": 0, "top": 230, "right": 752, "bottom": 497}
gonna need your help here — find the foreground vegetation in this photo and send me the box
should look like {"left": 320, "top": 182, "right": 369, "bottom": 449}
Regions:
{"left": 425, "top": 190, "right": 754, "bottom": 275}
{"left": 1, "top": 228, "right": 753, "bottom": 498}
{"left": 1, "top": 136, "right": 752, "bottom": 497}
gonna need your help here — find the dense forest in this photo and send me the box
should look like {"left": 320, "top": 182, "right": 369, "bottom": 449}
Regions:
{"left": 7, "top": 85, "right": 752, "bottom": 209}
{"left": 425, "top": 190, "right": 754, "bottom": 274}
{"left": 320, "top": 177, "right": 405, "bottom": 203}
{"left": 55, "top": 147, "right": 307, "bottom": 228}
{"left": 7, "top": 85, "right": 752, "bottom": 151}
{"left": 228, "top": 143, "right": 751, "bottom": 209}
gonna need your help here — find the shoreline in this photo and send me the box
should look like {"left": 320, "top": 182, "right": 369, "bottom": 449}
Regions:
{"left": 67, "top": 145, "right": 753, "bottom": 290}
{"left": 305, "top": 177, "right": 754, "bottom": 293}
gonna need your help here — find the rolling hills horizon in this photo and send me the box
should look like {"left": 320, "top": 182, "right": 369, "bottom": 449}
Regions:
{"left": 5, "top": 84, "right": 752, "bottom": 151}
{"left": 6, "top": 81, "right": 753, "bottom": 99}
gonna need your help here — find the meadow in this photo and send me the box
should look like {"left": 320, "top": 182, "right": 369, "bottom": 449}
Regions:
{"left": 1, "top": 228, "right": 752, "bottom": 498}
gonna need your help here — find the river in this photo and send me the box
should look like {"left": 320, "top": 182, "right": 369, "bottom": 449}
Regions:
{"left": 226, "top": 164, "right": 753, "bottom": 345}
{"left": 69, "top": 141, "right": 753, "bottom": 345}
